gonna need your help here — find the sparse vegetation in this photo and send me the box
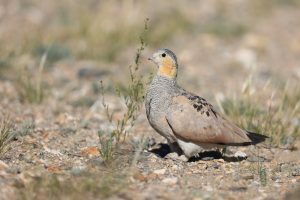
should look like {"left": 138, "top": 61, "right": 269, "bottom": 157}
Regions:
{"left": 14, "top": 119, "right": 35, "bottom": 137}
{"left": 16, "top": 54, "right": 47, "bottom": 103}
{"left": 18, "top": 172, "right": 129, "bottom": 200}
{"left": 34, "top": 43, "right": 71, "bottom": 65}
{"left": 219, "top": 78, "right": 300, "bottom": 147}
{"left": 97, "top": 19, "right": 148, "bottom": 164}
{"left": 0, "top": 117, "right": 14, "bottom": 157}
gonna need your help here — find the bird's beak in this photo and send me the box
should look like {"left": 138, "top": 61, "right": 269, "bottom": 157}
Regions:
{"left": 148, "top": 55, "right": 154, "bottom": 62}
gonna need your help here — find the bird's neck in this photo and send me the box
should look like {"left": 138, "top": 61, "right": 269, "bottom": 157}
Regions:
{"left": 153, "top": 74, "right": 177, "bottom": 87}
{"left": 157, "top": 60, "right": 177, "bottom": 80}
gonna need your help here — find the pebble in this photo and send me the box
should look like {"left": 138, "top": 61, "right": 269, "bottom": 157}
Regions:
{"left": 146, "top": 173, "right": 157, "bottom": 180}
{"left": 250, "top": 181, "right": 260, "bottom": 187}
{"left": 133, "top": 171, "right": 146, "bottom": 182}
{"left": 153, "top": 168, "right": 166, "bottom": 175}
{"left": 273, "top": 183, "right": 281, "bottom": 188}
{"left": 80, "top": 146, "right": 100, "bottom": 158}
{"left": 204, "top": 185, "right": 213, "bottom": 192}
{"left": 292, "top": 168, "right": 300, "bottom": 177}
{"left": 24, "top": 155, "right": 33, "bottom": 163}
{"left": 211, "top": 163, "right": 220, "bottom": 169}
{"left": 247, "top": 156, "right": 266, "bottom": 162}
{"left": 165, "top": 153, "right": 188, "bottom": 162}
{"left": 242, "top": 173, "right": 254, "bottom": 180}
{"left": 88, "top": 158, "right": 104, "bottom": 166}
{"left": 171, "top": 165, "right": 179, "bottom": 170}
{"left": 162, "top": 177, "right": 178, "bottom": 185}
{"left": 70, "top": 165, "right": 87, "bottom": 175}
{"left": 229, "top": 186, "right": 247, "bottom": 192}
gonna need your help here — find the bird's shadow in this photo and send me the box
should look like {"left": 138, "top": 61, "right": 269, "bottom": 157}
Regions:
{"left": 148, "top": 143, "right": 247, "bottom": 162}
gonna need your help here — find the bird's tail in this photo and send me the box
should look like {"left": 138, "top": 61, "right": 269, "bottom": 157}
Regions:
{"left": 246, "top": 131, "right": 269, "bottom": 145}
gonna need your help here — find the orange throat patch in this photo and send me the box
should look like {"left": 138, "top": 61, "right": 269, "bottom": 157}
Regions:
{"left": 158, "top": 58, "right": 177, "bottom": 79}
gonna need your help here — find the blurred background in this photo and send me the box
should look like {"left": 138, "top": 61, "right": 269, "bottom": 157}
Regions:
{"left": 1, "top": 0, "right": 300, "bottom": 88}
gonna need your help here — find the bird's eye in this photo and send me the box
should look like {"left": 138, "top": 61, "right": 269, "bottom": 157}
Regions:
{"left": 162, "top": 53, "right": 166, "bottom": 57}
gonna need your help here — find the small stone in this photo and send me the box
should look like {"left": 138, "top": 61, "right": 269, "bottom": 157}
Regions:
{"left": 80, "top": 146, "right": 100, "bottom": 157}
{"left": 251, "top": 181, "right": 260, "bottom": 186}
{"left": 212, "top": 163, "right": 220, "bottom": 169}
{"left": 178, "top": 155, "right": 189, "bottom": 162}
{"left": 162, "top": 177, "right": 178, "bottom": 185}
{"left": 273, "top": 183, "right": 281, "bottom": 188}
{"left": 242, "top": 173, "right": 254, "bottom": 180}
{"left": 70, "top": 165, "right": 86, "bottom": 175}
{"left": 45, "top": 164, "right": 61, "bottom": 173}
{"left": 153, "top": 168, "right": 166, "bottom": 175}
{"left": 271, "top": 176, "right": 280, "bottom": 181}
{"left": 216, "top": 159, "right": 225, "bottom": 163}
{"left": 133, "top": 171, "right": 146, "bottom": 182}
{"left": 146, "top": 173, "right": 157, "bottom": 180}
{"left": 88, "top": 158, "right": 104, "bottom": 166}
{"left": 229, "top": 186, "right": 247, "bottom": 192}
{"left": 165, "top": 152, "right": 188, "bottom": 162}
{"left": 292, "top": 169, "right": 300, "bottom": 177}
{"left": 171, "top": 165, "right": 179, "bottom": 170}
{"left": 204, "top": 185, "right": 213, "bottom": 192}
{"left": 24, "top": 155, "right": 33, "bottom": 163}
{"left": 165, "top": 152, "right": 178, "bottom": 160}
{"left": 247, "top": 156, "right": 266, "bottom": 162}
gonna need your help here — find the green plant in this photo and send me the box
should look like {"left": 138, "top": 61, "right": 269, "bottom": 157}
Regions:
{"left": 98, "top": 130, "right": 114, "bottom": 164}
{"left": 0, "top": 117, "right": 14, "bottom": 156}
{"left": 97, "top": 19, "right": 148, "bottom": 164}
{"left": 33, "top": 43, "right": 70, "bottom": 64}
{"left": 257, "top": 148, "right": 267, "bottom": 187}
{"left": 15, "top": 119, "right": 35, "bottom": 137}
{"left": 258, "top": 165, "right": 267, "bottom": 186}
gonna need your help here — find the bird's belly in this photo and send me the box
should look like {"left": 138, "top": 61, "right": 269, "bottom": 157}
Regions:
{"left": 147, "top": 107, "right": 176, "bottom": 142}
{"left": 148, "top": 112, "right": 168, "bottom": 136}
{"left": 177, "top": 139, "right": 220, "bottom": 158}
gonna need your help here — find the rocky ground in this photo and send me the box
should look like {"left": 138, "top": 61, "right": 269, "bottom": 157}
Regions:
{"left": 0, "top": 0, "right": 300, "bottom": 199}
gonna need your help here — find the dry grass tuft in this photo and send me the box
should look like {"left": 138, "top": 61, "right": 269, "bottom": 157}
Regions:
{"left": 219, "top": 78, "right": 300, "bottom": 147}
{"left": 0, "top": 117, "right": 14, "bottom": 157}
{"left": 15, "top": 54, "right": 47, "bottom": 104}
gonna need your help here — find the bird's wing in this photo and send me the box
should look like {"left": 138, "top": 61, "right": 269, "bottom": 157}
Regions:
{"left": 166, "top": 94, "right": 252, "bottom": 145}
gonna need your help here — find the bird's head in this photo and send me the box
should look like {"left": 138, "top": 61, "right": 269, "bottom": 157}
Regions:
{"left": 148, "top": 49, "right": 178, "bottom": 79}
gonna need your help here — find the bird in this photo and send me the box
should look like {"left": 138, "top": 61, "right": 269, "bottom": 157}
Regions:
{"left": 145, "top": 48, "right": 268, "bottom": 160}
